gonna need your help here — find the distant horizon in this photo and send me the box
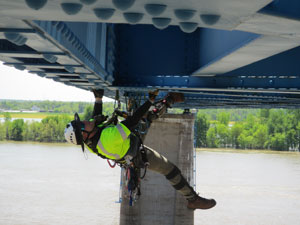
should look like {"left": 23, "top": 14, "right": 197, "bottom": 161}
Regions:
{"left": 0, "top": 98, "right": 113, "bottom": 103}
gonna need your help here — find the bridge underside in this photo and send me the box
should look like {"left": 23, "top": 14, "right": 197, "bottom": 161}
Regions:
{"left": 0, "top": 0, "right": 300, "bottom": 108}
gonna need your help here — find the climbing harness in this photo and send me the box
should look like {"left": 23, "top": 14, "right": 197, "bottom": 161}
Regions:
{"left": 99, "top": 90, "right": 177, "bottom": 206}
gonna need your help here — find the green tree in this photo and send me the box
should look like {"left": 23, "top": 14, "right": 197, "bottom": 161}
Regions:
{"left": 3, "top": 112, "right": 11, "bottom": 122}
{"left": 3, "top": 112, "right": 12, "bottom": 139}
{"left": 286, "top": 129, "right": 297, "bottom": 150}
{"left": 40, "top": 118, "right": 56, "bottom": 142}
{"left": 83, "top": 105, "right": 93, "bottom": 120}
{"left": 10, "top": 119, "right": 24, "bottom": 141}
{"left": 253, "top": 124, "right": 268, "bottom": 149}
{"left": 259, "top": 109, "right": 270, "bottom": 121}
{"left": 296, "top": 122, "right": 300, "bottom": 151}
{"left": 267, "top": 110, "right": 286, "bottom": 135}
{"left": 0, "top": 122, "right": 5, "bottom": 141}
{"left": 231, "top": 123, "right": 243, "bottom": 148}
{"left": 102, "top": 102, "right": 115, "bottom": 116}
{"left": 206, "top": 126, "right": 219, "bottom": 148}
{"left": 238, "top": 132, "right": 254, "bottom": 149}
{"left": 217, "top": 112, "right": 230, "bottom": 126}
{"left": 195, "top": 112, "right": 209, "bottom": 147}
{"left": 38, "top": 115, "right": 71, "bottom": 142}
{"left": 284, "top": 113, "right": 299, "bottom": 150}
{"left": 216, "top": 123, "right": 230, "bottom": 147}
{"left": 268, "top": 133, "right": 287, "bottom": 151}
{"left": 244, "top": 114, "right": 256, "bottom": 131}
{"left": 23, "top": 121, "right": 41, "bottom": 141}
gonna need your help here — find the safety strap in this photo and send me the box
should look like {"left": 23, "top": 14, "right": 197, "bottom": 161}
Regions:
{"left": 173, "top": 176, "right": 187, "bottom": 190}
{"left": 166, "top": 166, "right": 180, "bottom": 180}
{"left": 166, "top": 166, "right": 187, "bottom": 190}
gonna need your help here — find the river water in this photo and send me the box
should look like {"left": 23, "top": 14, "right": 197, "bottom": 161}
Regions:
{"left": 0, "top": 142, "right": 300, "bottom": 225}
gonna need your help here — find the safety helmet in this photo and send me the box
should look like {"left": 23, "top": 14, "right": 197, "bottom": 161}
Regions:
{"left": 64, "top": 123, "right": 77, "bottom": 144}
{"left": 64, "top": 113, "right": 84, "bottom": 151}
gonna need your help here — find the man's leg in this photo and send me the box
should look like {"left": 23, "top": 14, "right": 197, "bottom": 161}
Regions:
{"left": 145, "top": 146, "right": 216, "bottom": 210}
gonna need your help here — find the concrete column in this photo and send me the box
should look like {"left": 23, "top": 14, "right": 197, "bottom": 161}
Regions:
{"left": 120, "top": 113, "right": 195, "bottom": 225}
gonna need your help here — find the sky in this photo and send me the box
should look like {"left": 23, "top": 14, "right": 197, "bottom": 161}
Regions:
{"left": 0, "top": 63, "right": 112, "bottom": 102}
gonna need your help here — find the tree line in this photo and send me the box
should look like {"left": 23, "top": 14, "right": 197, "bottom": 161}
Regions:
{"left": 1, "top": 102, "right": 300, "bottom": 151}
{"left": 0, "top": 102, "right": 116, "bottom": 142}
{"left": 0, "top": 113, "right": 71, "bottom": 142}
{"left": 195, "top": 109, "right": 300, "bottom": 151}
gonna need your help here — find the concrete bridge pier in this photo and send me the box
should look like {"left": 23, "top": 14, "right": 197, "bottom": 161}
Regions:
{"left": 120, "top": 113, "right": 195, "bottom": 225}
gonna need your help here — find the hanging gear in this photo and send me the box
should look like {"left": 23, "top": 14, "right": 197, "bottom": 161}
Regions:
{"left": 125, "top": 166, "right": 141, "bottom": 206}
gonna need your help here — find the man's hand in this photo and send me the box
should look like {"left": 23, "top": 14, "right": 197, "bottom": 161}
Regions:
{"left": 148, "top": 89, "right": 159, "bottom": 102}
{"left": 92, "top": 89, "right": 104, "bottom": 98}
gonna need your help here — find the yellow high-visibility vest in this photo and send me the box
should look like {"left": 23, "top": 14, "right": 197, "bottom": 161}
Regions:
{"left": 86, "top": 123, "right": 131, "bottom": 160}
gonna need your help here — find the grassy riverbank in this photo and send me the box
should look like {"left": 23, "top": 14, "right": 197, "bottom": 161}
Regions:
{"left": 0, "top": 112, "right": 72, "bottom": 119}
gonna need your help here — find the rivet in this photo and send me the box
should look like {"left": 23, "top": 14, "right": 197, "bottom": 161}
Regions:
{"left": 25, "top": 0, "right": 47, "bottom": 10}
{"left": 112, "top": 0, "right": 135, "bottom": 11}
{"left": 61, "top": 3, "right": 83, "bottom": 15}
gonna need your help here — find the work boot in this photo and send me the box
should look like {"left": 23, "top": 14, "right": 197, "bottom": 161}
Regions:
{"left": 187, "top": 195, "right": 216, "bottom": 210}
{"left": 148, "top": 89, "right": 159, "bottom": 102}
{"left": 165, "top": 92, "right": 184, "bottom": 106}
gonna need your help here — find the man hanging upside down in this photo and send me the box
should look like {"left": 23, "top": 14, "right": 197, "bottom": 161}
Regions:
{"left": 64, "top": 89, "right": 216, "bottom": 210}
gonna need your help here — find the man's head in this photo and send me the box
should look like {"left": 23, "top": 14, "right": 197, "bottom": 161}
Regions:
{"left": 64, "top": 113, "right": 97, "bottom": 150}
{"left": 64, "top": 113, "right": 85, "bottom": 151}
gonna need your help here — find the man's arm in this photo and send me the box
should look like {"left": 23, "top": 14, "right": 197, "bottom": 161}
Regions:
{"left": 92, "top": 89, "right": 104, "bottom": 117}
{"left": 122, "top": 90, "right": 159, "bottom": 130}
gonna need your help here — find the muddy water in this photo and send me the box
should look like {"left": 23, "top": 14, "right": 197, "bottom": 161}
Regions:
{"left": 1, "top": 143, "right": 299, "bottom": 225}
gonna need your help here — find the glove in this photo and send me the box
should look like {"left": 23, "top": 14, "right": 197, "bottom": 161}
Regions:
{"left": 92, "top": 89, "right": 104, "bottom": 98}
{"left": 148, "top": 89, "right": 159, "bottom": 102}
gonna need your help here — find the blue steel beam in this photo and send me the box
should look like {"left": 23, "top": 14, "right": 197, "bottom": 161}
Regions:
{"left": 221, "top": 45, "right": 300, "bottom": 77}
{"left": 113, "top": 24, "right": 200, "bottom": 77}
{"left": 0, "top": 2, "right": 300, "bottom": 108}
{"left": 4, "top": 63, "right": 83, "bottom": 68}
{"left": 125, "top": 90, "right": 300, "bottom": 109}
{"left": 181, "top": 90, "right": 300, "bottom": 101}
{"left": 193, "top": 29, "right": 260, "bottom": 74}
{"left": 114, "top": 75, "right": 300, "bottom": 90}
{"left": 0, "top": 28, "right": 36, "bottom": 33}
{"left": 110, "top": 24, "right": 261, "bottom": 77}
{"left": 0, "top": 50, "right": 65, "bottom": 57}
{"left": 259, "top": 0, "right": 300, "bottom": 20}
{"left": 29, "top": 20, "right": 112, "bottom": 84}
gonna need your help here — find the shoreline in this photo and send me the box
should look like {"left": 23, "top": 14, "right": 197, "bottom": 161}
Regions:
{"left": 0, "top": 140, "right": 70, "bottom": 147}
{"left": 1, "top": 141, "right": 299, "bottom": 153}
{"left": 197, "top": 147, "right": 300, "bottom": 154}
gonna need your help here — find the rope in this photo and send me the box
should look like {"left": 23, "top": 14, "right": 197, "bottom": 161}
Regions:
{"left": 107, "top": 159, "right": 117, "bottom": 168}
{"left": 140, "top": 166, "right": 147, "bottom": 179}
